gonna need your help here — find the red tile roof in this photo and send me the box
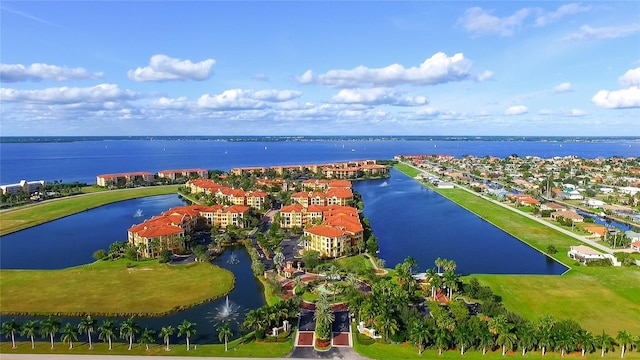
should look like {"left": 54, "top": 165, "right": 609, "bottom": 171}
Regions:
{"left": 306, "top": 225, "right": 346, "bottom": 237}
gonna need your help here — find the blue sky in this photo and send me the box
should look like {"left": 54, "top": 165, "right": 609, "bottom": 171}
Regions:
{"left": 1, "top": 1, "right": 639, "bottom": 136}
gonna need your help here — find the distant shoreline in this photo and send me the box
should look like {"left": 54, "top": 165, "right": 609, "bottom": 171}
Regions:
{"left": 2, "top": 135, "right": 640, "bottom": 143}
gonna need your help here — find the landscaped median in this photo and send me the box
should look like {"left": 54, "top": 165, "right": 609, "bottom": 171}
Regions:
{"left": 394, "top": 163, "right": 640, "bottom": 335}
{"left": 0, "top": 258, "right": 234, "bottom": 317}
{"left": 0, "top": 185, "right": 181, "bottom": 236}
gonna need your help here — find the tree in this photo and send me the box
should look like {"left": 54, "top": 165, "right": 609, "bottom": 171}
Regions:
{"left": 554, "top": 319, "right": 580, "bottom": 357}
{"left": 178, "top": 319, "right": 197, "bottom": 351}
{"left": 357, "top": 237, "right": 366, "bottom": 254}
{"left": 302, "top": 250, "right": 320, "bottom": 270}
{"left": 78, "top": 315, "right": 97, "bottom": 349}
{"left": 616, "top": 330, "right": 633, "bottom": 358}
{"left": 497, "top": 330, "right": 517, "bottom": 356}
{"left": 374, "top": 312, "right": 399, "bottom": 342}
{"left": 478, "top": 324, "right": 495, "bottom": 355}
{"left": 1, "top": 319, "right": 21, "bottom": 349}
{"left": 409, "top": 318, "right": 432, "bottom": 355}
{"left": 218, "top": 323, "right": 233, "bottom": 352}
{"left": 595, "top": 330, "right": 615, "bottom": 357}
{"left": 98, "top": 320, "right": 117, "bottom": 350}
{"left": 454, "top": 324, "right": 474, "bottom": 355}
{"left": 273, "top": 252, "right": 285, "bottom": 275}
{"left": 536, "top": 314, "right": 555, "bottom": 356}
{"left": 516, "top": 321, "right": 537, "bottom": 356}
{"left": 21, "top": 320, "right": 39, "bottom": 349}
{"left": 139, "top": 327, "right": 156, "bottom": 350}
{"left": 577, "top": 330, "right": 596, "bottom": 357}
{"left": 435, "top": 257, "right": 444, "bottom": 274}
{"left": 120, "top": 317, "right": 141, "bottom": 351}
{"left": 41, "top": 316, "right": 61, "bottom": 349}
{"left": 60, "top": 323, "right": 79, "bottom": 349}
{"left": 159, "top": 326, "right": 174, "bottom": 351}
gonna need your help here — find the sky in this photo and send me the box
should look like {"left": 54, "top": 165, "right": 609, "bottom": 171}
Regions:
{"left": 1, "top": 1, "right": 639, "bottom": 136}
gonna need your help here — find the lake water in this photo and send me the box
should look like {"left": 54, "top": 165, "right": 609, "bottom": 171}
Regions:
{"left": 0, "top": 195, "right": 186, "bottom": 269}
{"left": 353, "top": 169, "right": 568, "bottom": 275}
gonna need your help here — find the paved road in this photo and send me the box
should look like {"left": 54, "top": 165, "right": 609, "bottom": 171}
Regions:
{"left": 402, "top": 162, "right": 616, "bottom": 255}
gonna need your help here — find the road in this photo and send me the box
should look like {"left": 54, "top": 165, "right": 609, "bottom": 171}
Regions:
{"left": 401, "top": 162, "right": 616, "bottom": 255}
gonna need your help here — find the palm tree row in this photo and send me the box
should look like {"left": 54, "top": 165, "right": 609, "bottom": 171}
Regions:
{"left": 1, "top": 316, "right": 197, "bottom": 351}
{"left": 242, "top": 297, "right": 301, "bottom": 333}
{"left": 404, "top": 306, "right": 640, "bottom": 358}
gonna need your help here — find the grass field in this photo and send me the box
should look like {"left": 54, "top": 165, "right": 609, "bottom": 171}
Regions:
{"left": 0, "top": 185, "right": 181, "bottom": 236}
{"left": 394, "top": 164, "right": 640, "bottom": 335}
{"left": 0, "top": 258, "right": 234, "bottom": 316}
{"left": 0, "top": 337, "right": 293, "bottom": 358}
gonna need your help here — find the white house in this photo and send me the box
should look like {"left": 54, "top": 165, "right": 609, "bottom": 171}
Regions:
{"left": 631, "top": 241, "right": 640, "bottom": 252}
{"left": 567, "top": 245, "right": 620, "bottom": 266}
{"left": 599, "top": 187, "right": 615, "bottom": 194}
{"left": 619, "top": 187, "right": 640, "bottom": 196}
{"left": 585, "top": 198, "right": 606, "bottom": 208}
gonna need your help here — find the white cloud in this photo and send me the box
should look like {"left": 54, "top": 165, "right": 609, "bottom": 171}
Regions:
{"left": 504, "top": 105, "right": 528, "bottom": 115}
{"left": 619, "top": 67, "right": 640, "bottom": 87}
{"left": 563, "top": 24, "right": 640, "bottom": 41}
{"left": 0, "top": 63, "right": 103, "bottom": 82}
{"left": 150, "top": 96, "right": 190, "bottom": 110}
{"left": 476, "top": 70, "right": 494, "bottom": 82}
{"left": 567, "top": 109, "right": 588, "bottom": 117}
{"left": 331, "top": 88, "right": 427, "bottom": 106}
{"left": 0, "top": 84, "right": 138, "bottom": 104}
{"left": 538, "top": 108, "right": 553, "bottom": 115}
{"left": 298, "top": 52, "right": 478, "bottom": 88}
{"left": 197, "top": 89, "right": 265, "bottom": 110}
{"left": 554, "top": 82, "right": 573, "bottom": 93}
{"left": 249, "top": 89, "right": 301, "bottom": 102}
{"left": 592, "top": 87, "right": 640, "bottom": 109}
{"left": 296, "top": 70, "right": 315, "bottom": 84}
{"left": 535, "top": 3, "right": 591, "bottom": 27}
{"left": 127, "top": 54, "right": 215, "bottom": 82}
{"left": 458, "top": 7, "right": 530, "bottom": 37}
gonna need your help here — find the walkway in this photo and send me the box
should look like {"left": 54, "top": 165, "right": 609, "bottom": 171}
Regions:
{"left": 401, "top": 162, "right": 615, "bottom": 255}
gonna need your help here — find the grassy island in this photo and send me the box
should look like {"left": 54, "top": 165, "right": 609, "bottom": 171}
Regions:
{"left": 0, "top": 258, "right": 234, "bottom": 316}
{"left": 0, "top": 185, "right": 181, "bottom": 236}
{"left": 395, "top": 163, "right": 640, "bottom": 335}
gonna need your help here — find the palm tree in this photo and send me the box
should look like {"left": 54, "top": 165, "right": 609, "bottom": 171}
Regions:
{"left": 21, "top": 320, "right": 39, "bottom": 349}
{"left": 41, "top": 316, "right": 61, "bottom": 349}
{"left": 409, "top": 319, "right": 432, "bottom": 355}
{"left": 292, "top": 276, "right": 305, "bottom": 294}
{"left": 478, "top": 325, "right": 495, "bottom": 355}
{"left": 60, "top": 323, "right": 79, "bottom": 349}
{"left": 516, "top": 321, "right": 537, "bottom": 356}
{"left": 119, "top": 317, "right": 141, "bottom": 351}
{"left": 434, "top": 326, "right": 452, "bottom": 355}
{"left": 177, "top": 319, "right": 197, "bottom": 351}
{"left": 536, "top": 314, "right": 555, "bottom": 356}
{"left": 159, "top": 326, "right": 174, "bottom": 351}
{"left": 554, "top": 320, "right": 580, "bottom": 357}
{"left": 1, "top": 319, "right": 21, "bottom": 349}
{"left": 577, "top": 330, "right": 596, "bottom": 357}
{"left": 78, "top": 315, "right": 97, "bottom": 349}
{"left": 443, "top": 269, "right": 458, "bottom": 299}
{"left": 595, "top": 330, "right": 615, "bottom": 357}
{"left": 454, "top": 324, "right": 474, "bottom": 355}
{"left": 435, "top": 257, "right": 444, "bottom": 274}
{"left": 273, "top": 252, "right": 285, "bottom": 275}
{"left": 138, "top": 327, "right": 156, "bottom": 350}
{"left": 218, "top": 323, "right": 233, "bottom": 351}
{"left": 98, "top": 320, "right": 117, "bottom": 350}
{"left": 374, "top": 309, "right": 399, "bottom": 342}
{"left": 497, "top": 331, "right": 517, "bottom": 356}
{"left": 616, "top": 330, "right": 633, "bottom": 358}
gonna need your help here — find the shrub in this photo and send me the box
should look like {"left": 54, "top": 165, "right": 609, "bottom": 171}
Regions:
{"left": 255, "top": 328, "right": 266, "bottom": 340}
{"left": 93, "top": 249, "right": 108, "bottom": 260}
{"left": 390, "top": 330, "right": 406, "bottom": 343}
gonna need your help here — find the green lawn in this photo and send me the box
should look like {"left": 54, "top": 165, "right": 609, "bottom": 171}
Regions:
{"left": 0, "top": 258, "right": 234, "bottom": 316}
{"left": 0, "top": 185, "right": 181, "bottom": 236}
{"left": 0, "top": 337, "right": 293, "bottom": 357}
{"left": 394, "top": 164, "right": 640, "bottom": 334}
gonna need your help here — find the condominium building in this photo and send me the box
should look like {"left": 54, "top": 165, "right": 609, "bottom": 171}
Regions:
{"left": 157, "top": 168, "right": 208, "bottom": 180}
{"left": 0, "top": 180, "right": 46, "bottom": 195}
{"left": 97, "top": 172, "right": 154, "bottom": 187}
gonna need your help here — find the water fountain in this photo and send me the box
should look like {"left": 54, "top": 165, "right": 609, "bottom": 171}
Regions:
{"left": 134, "top": 209, "right": 144, "bottom": 218}
{"left": 207, "top": 296, "right": 242, "bottom": 327}
{"left": 227, "top": 252, "right": 240, "bottom": 265}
